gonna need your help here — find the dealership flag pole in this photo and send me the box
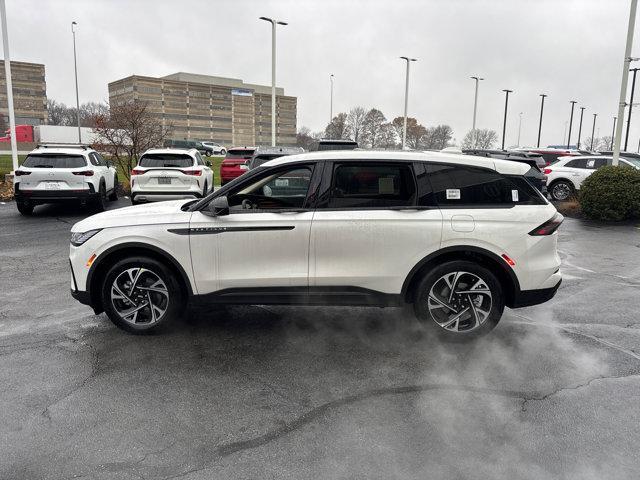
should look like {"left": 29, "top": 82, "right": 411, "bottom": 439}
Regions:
{"left": 613, "top": 0, "right": 638, "bottom": 166}
{"left": 0, "top": 0, "right": 18, "bottom": 173}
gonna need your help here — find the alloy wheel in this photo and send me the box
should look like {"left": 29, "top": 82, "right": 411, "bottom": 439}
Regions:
{"left": 426, "top": 271, "right": 492, "bottom": 333}
{"left": 552, "top": 182, "right": 571, "bottom": 201}
{"left": 110, "top": 267, "right": 169, "bottom": 326}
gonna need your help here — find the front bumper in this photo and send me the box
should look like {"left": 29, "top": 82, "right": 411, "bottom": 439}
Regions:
{"left": 511, "top": 278, "right": 562, "bottom": 308}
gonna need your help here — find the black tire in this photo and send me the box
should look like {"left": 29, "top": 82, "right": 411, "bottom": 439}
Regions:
{"left": 108, "top": 176, "right": 118, "bottom": 201}
{"left": 101, "top": 256, "right": 184, "bottom": 334}
{"left": 94, "top": 183, "right": 108, "bottom": 212}
{"left": 16, "top": 201, "right": 34, "bottom": 216}
{"left": 220, "top": 149, "right": 226, "bottom": 156}
{"left": 549, "top": 180, "right": 574, "bottom": 202}
{"left": 203, "top": 181, "right": 208, "bottom": 196}
{"left": 413, "top": 260, "right": 505, "bottom": 341}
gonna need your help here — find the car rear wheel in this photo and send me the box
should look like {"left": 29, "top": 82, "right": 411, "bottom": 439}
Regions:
{"left": 108, "top": 176, "right": 118, "bottom": 201}
{"left": 414, "top": 261, "right": 504, "bottom": 341}
{"left": 101, "top": 256, "right": 184, "bottom": 334}
{"left": 94, "top": 183, "right": 108, "bottom": 212}
{"left": 549, "top": 180, "right": 574, "bottom": 201}
{"left": 16, "top": 201, "right": 34, "bottom": 216}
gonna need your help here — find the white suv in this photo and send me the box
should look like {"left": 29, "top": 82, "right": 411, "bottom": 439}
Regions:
{"left": 130, "top": 148, "right": 214, "bottom": 205}
{"left": 14, "top": 145, "right": 118, "bottom": 215}
{"left": 70, "top": 150, "right": 562, "bottom": 339}
{"left": 546, "top": 155, "right": 640, "bottom": 201}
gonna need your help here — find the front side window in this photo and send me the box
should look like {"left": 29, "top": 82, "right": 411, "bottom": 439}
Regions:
{"left": 227, "top": 165, "right": 313, "bottom": 211}
{"left": 326, "top": 162, "right": 416, "bottom": 209}
{"left": 426, "top": 163, "right": 542, "bottom": 206}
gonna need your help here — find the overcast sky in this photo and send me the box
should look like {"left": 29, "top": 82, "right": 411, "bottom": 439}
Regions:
{"left": 6, "top": 0, "right": 639, "bottom": 148}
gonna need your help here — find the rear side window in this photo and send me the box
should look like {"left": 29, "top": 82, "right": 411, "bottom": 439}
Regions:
{"left": 327, "top": 162, "right": 416, "bottom": 209}
{"left": 23, "top": 154, "right": 86, "bottom": 168}
{"left": 138, "top": 154, "right": 194, "bottom": 168}
{"left": 426, "top": 163, "right": 544, "bottom": 206}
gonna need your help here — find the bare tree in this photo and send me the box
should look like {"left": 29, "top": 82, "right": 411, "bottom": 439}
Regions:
{"left": 79, "top": 102, "right": 109, "bottom": 127}
{"left": 391, "top": 116, "right": 428, "bottom": 149}
{"left": 93, "top": 101, "right": 172, "bottom": 180}
{"left": 583, "top": 136, "right": 612, "bottom": 152}
{"left": 324, "top": 112, "right": 350, "bottom": 139}
{"left": 428, "top": 125, "right": 454, "bottom": 150}
{"left": 361, "top": 108, "right": 387, "bottom": 148}
{"left": 47, "top": 99, "right": 67, "bottom": 125}
{"left": 296, "top": 126, "right": 322, "bottom": 150}
{"left": 346, "top": 106, "right": 367, "bottom": 144}
{"left": 379, "top": 123, "right": 398, "bottom": 149}
{"left": 461, "top": 128, "right": 498, "bottom": 149}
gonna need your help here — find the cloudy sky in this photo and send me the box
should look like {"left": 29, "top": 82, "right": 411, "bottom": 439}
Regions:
{"left": 6, "top": 0, "right": 639, "bottom": 148}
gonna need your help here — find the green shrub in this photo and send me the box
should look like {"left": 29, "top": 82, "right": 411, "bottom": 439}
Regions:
{"left": 579, "top": 165, "right": 640, "bottom": 221}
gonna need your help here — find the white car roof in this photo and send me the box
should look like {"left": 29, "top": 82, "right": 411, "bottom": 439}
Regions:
{"left": 29, "top": 146, "right": 93, "bottom": 156}
{"left": 261, "top": 150, "right": 529, "bottom": 175}
{"left": 142, "top": 148, "right": 199, "bottom": 157}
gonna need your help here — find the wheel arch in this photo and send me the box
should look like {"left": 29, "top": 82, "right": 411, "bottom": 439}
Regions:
{"left": 548, "top": 177, "right": 576, "bottom": 189}
{"left": 86, "top": 242, "right": 193, "bottom": 314}
{"left": 402, "top": 246, "right": 520, "bottom": 308}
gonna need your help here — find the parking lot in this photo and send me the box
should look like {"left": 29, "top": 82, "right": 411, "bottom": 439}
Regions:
{"left": 1, "top": 200, "right": 640, "bottom": 479}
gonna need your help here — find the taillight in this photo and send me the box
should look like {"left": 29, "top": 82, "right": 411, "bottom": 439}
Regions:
{"left": 543, "top": 168, "right": 552, "bottom": 175}
{"left": 131, "top": 169, "right": 145, "bottom": 176}
{"left": 14, "top": 170, "right": 30, "bottom": 176}
{"left": 529, "top": 213, "right": 564, "bottom": 236}
{"left": 181, "top": 169, "right": 202, "bottom": 176}
{"left": 73, "top": 170, "right": 94, "bottom": 176}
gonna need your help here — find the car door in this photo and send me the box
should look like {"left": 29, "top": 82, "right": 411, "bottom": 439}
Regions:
{"left": 88, "top": 153, "right": 111, "bottom": 190}
{"left": 188, "top": 162, "right": 319, "bottom": 294}
{"left": 310, "top": 160, "right": 443, "bottom": 295}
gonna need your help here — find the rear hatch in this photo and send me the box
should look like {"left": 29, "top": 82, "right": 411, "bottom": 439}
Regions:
{"left": 221, "top": 149, "right": 255, "bottom": 176}
{"left": 132, "top": 153, "right": 199, "bottom": 191}
{"left": 17, "top": 153, "right": 91, "bottom": 191}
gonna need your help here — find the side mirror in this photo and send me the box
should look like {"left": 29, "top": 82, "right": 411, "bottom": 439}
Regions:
{"left": 208, "top": 195, "right": 229, "bottom": 216}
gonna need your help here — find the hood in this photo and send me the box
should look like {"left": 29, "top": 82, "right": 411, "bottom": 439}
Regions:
{"left": 71, "top": 200, "right": 192, "bottom": 233}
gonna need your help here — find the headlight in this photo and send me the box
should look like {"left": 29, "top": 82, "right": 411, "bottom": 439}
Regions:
{"left": 70, "top": 229, "right": 102, "bottom": 246}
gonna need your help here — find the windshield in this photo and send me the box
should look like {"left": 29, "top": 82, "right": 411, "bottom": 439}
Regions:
{"left": 138, "top": 153, "right": 194, "bottom": 168}
{"left": 22, "top": 154, "right": 87, "bottom": 168}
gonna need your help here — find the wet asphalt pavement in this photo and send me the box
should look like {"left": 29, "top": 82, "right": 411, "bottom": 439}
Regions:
{"left": 1, "top": 199, "right": 640, "bottom": 479}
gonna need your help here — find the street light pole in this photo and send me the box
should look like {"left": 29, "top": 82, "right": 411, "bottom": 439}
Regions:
{"left": 329, "top": 74, "right": 334, "bottom": 123}
{"left": 71, "top": 21, "right": 81, "bottom": 143}
{"left": 612, "top": 116, "right": 617, "bottom": 150}
{"left": 577, "top": 106, "right": 585, "bottom": 149}
{"left": 590, "top": 113, "right": 597, "bottom": 151}
{"left": 537, "top": 93, "right": 547, "bottom": 148}
{"left": 0, "top": 0, "right": 17, "bottom": 172}
{"left": 613, "top": 0, "right": 638, "bottom": 166}
{"left": 259, "top": 16, "right": 287, "bottom": 146}
{"left": 400, "top": 56, "right": 417, "bottom": 149}
{"left": 470, "top": 76, "right": 483, "bottom": 147}
{"left": 567, "top": 100, "right": 577, "bottom": 149}
{"left": 517, "top": 112, "right": 523, "bottom": 147}
{"left": 501, "top": 89, "right": 513, "bottom": 150}
{"left": 625, "top": 67, "right": 640, "bottom": 151}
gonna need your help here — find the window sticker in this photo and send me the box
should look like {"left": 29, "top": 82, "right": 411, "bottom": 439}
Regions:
{"left": 378, "top": 177, "right": 395, "bottom": 194}
{"left": 446, "top": 189, "right": 461, "bottom": 200}
{"left": 512, "top": 189, "right": 519, "bottom": 202}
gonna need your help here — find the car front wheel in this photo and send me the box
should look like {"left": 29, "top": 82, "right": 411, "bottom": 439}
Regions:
{"left": 414, "top": 260, "right": 504, "bottom": 341}
{"left": 101, "top": 256, "right": 184, "bottom": 334}
{"left": 549, "top": 180, "right": 574, "bottom": 201}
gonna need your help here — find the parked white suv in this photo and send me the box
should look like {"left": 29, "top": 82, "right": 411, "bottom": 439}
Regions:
{"left": 200, "top": 141, "right": 226, "bottom": 156}
{"left": 14, "top": 144, "right": 118, "bottom": 215}
{"left": 130, "top": 148, "right": 214, "bottom": 204}
{"left": 70, "top": 150, "right": 562, "bottom": 339}
{"left": 546, "top": 155, "right": 640, "bottom": 201}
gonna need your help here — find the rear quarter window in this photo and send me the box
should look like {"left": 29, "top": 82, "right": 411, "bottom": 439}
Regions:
{"left": 22, "top": 154, "right": 87, "bottom": 168}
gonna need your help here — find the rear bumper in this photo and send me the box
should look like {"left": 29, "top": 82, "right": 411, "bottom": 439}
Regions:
{"left": 511, "top": 278, "right": 562, "bottom": 308}
{"left": 15, "top": 187, "right": 98, "bottom": 203}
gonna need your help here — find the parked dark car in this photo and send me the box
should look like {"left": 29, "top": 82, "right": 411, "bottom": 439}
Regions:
{"left": 312, "top": 139, "right": 358, "bottom": 151}
{"left": 164, "top": 139, "right": 213, "bottom": 156}
{"left": 462, "top": 149, "right": 547, "bottom": 195}
{"left": 247, "top": 146, "right": 305, "bottom": 169}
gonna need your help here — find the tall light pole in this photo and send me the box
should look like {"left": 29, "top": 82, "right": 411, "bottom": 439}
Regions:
{"left": 612, "top": 116, "right": 617, "bottom": 150}
{"left": 71, "top": 21, "right": 81, "bottom": 143}
{"left": 537, "top": 94, "right": 547, "bottom": 148}
{"left": 329, "top": 74, "right": 334, "bottom": 123}
{"left": 590, "top": 113, "right": 597, "bottom": 151}
{"left": 470, "top": 76, "right": 484, "bottom": 134}
{"left": 517, "top": 112, "right": 523, "bottom": 147}
{"left": 613, "top": 0, "right": 638, "bottom": 166}
{"left": 577, "top": 106, "right": 585, "bottom": 149}
{"left": 400, "top": 56, "right": 417, "bottom": 149}
{"left": 0, "top": 0, "right": 17, "bottom": 172}
{"left": 501, "top": 89, "right": 513, "bottom": 150}
{"left": 567, "top": 100, "right": 577, "bottom": 149}
{"left": 259, "top": 16, "right": 287, "bottom": 146}
{"left": 625, "top": 67, "right": 640, "bottom": 151}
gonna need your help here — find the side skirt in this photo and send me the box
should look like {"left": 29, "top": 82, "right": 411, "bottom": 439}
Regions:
{"left": 190, "top": 287, "right": 404, "bottom": 308}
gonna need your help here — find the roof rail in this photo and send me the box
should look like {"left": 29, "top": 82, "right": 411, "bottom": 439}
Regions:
{"left": 37, "top": 143, "right": 91, "bottom": 150}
